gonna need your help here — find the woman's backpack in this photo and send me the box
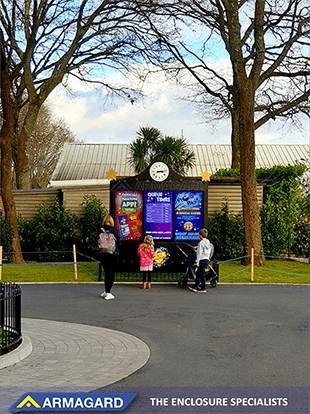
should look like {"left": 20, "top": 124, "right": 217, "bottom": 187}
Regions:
{"left": 98, "top": 228, "right": 116, "bottom": 254}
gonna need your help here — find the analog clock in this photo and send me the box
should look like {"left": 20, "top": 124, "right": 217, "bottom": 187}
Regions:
{"left": 149, "top": 162, "right": 170, "bottom": 182}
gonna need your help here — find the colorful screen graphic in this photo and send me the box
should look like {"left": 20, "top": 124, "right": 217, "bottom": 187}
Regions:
{"left": 115, "top": 191, "right": 143, "bottom": 241}
{"left": 144, "top": 191, "right": 173, "bottom": 239}
{"left": 174, "top": 191, "right": 203, "bottom": 241}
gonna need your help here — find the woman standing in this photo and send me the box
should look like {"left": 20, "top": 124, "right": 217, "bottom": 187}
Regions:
{"left": 98, "top": 215, "right": 120, "bottom": 300}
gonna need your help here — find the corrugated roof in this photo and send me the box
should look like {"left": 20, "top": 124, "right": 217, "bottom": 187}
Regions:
{"left": 50, "top": 143, "right": 309, "bottom": 185}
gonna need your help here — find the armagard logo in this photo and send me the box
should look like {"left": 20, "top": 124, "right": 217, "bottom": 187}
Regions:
{"left": 16, "top": 395, "right": 41, "bottom": 409}
{"left": 10, "top": 392, "right": 137, "bottom": 411}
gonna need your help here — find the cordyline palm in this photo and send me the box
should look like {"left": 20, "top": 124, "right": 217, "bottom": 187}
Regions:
{"left": 128, "top": 126, "right": 195, "bottom": 175}
{"left": 154, "top": 136, "right": 195, "bottom": 175}
{"left": 128, "top": 126, "right": 162, "bottom": 173}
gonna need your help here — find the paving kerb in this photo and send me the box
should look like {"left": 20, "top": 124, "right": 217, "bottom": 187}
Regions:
{"left": 0, "top": 334, "right": 32, "bottom": 370}
{"left": 0, "top": 318, "right": 150, "bottom": 388}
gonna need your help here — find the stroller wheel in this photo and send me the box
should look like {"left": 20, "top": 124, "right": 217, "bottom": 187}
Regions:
{"left": 178, "top": 276, "right": 188, "bottom": 288}
{"left": 210, "top": 279, "right": 217, "bottom": 288}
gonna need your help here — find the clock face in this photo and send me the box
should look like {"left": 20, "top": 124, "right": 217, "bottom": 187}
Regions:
{"left": 149, "top": 162, "right": 170, "bottom": 182}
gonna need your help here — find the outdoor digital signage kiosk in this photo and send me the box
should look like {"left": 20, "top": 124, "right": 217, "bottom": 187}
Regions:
{"left": 110, "top": 162, "right": 208, "bottom": 271}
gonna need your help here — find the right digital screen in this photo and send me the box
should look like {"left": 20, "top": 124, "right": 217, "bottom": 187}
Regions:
{"left": 174, "top": 191, "right": 203, "bottom": 241}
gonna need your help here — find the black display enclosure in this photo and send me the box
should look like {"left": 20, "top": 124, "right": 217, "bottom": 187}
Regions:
{"left": 110, "top": 163, "right": 208, "bottom": 272}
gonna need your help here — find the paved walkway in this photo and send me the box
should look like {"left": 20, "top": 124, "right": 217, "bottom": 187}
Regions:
{"left": 1, "top": 318, "right": 150, "bottom": 388}
{"left": 0, "top": 284, "right": 308, "bottom": 413}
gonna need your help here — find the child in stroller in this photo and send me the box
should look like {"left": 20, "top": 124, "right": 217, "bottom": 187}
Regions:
{"left": 177, "top": 241, "right": 219, "bottom": 289}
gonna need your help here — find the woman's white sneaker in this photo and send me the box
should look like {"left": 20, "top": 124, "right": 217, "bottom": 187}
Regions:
{"left": 100, "top": 292, "right": 107, "bottom": 298}
{"left": 104, "top": 293, "right": 115, "bottom": 300}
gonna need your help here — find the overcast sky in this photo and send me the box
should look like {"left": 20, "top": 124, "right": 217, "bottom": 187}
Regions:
{"left": 49, "top": 64, "right": 310, "bottom": 147}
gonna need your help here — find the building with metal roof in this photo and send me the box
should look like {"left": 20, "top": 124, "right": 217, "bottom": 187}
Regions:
{"left": 50, "top": 143, "right": 309, "bottom": 187}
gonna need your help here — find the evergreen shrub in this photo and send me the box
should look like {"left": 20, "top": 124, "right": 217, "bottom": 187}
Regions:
{"left": 78, "top": 194, "right": 109, "bottom": 257}
{"left": 0, "top": 216, "right": 13, "bottom": 255}
{"left": 207, "top": 203, "right": 244, "bottom": 260}
{"left": 213, "top": 165, "right": 309, "bottom": 258}
{"left": 18, "top": 197, "right": 78, "bottom": 261}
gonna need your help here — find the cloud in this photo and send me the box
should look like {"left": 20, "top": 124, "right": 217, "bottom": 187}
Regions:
{"left": 49, "top": 63, "right": 309, "bottom": 146}
{"left": 255, "top": 134, "right": 277, "bottom": 144}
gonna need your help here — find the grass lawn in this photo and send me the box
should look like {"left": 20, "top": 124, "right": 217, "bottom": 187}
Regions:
{"left": 219, "top": 259, "right": 310, "bottom": 284}
{"left": 0, "top": 259, "right": 309, "bottom": 284}
{"left": 0, "top": 262, "right": 100, "bottom": 283}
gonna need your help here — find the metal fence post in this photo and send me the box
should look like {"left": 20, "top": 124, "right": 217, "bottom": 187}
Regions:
{"left": 0, "top": 283, "right": 22, "bottom": 355}
{"left": 251, "top": 248, "right": 254, "bottom": 282}
{"left": 0, "top": 283, "right": 4, "bottom": 329}
{"left": 308, "top": 228, "right": 310, "bottom": 264}
{"left": 99, "top": 263, "right": 102, "bottom": 282}
{"left": 0, "top": 246, "right": 2, "bottom": 281}
{"left": 73, "top": 245, "right": 78, "bottom": 280}
{"left": 15, "top": 285, "right": 21, "bottom": 335}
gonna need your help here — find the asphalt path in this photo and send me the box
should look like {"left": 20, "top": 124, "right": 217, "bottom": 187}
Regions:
{"left": 20, "top": 283, "right": 308, "bottom": 389}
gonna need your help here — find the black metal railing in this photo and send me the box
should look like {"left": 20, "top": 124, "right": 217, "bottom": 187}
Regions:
{"left": 0, "top": 282, "right": 22, "bottom": 356}
{"left": 114, "top": 271, "right": 182, "bottom": 283}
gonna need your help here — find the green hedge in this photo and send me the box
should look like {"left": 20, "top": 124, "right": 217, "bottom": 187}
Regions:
{"left": 207, "top": 203, "right": 244, "bottom": 260}
{"left": 17, "top": 197, "right": 78, "bottom": 261}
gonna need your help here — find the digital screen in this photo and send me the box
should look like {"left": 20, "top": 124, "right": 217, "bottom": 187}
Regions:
{"left": 174, "top": 191, "right": 203, "bottom": 241}
{"left": 144, "top": 191, "right": 173, "bottom": 239}
{"left": 115, "top": 191, "right": 143, "bottom": 241}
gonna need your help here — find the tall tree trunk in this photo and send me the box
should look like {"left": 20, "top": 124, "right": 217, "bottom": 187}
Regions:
{"left": 239, "top": 82, "right": 264, "bottom": 266}
{"left": 224, "top": 0, "right": 264, "bottom": 266}
{"left": 230, "top": 82, "right": 241, "bottom": 169}
{"left": 0, "top": 53, "right": 24, "bottom": 263}
{"left": 231, "top": 108, "right": 241, "bottom": 169}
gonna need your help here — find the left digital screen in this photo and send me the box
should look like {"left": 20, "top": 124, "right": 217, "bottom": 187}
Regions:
{"left": 115, "top": 191, "right": 143, "bottom": 241}
{"left": 144, "top": 191, "right": 173, "bottom": 240}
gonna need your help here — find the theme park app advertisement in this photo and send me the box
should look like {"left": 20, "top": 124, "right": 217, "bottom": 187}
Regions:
{"left": 174, "top": 191, "right": 203, "bottom": 241}
{"left": 144, "top": 191, "right": 173, "bottom": 239}
{"left": 115, "top": 191, "right": 143, "bottom": 240}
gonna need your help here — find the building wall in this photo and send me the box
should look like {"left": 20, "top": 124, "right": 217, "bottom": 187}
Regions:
{"left": 12, "top": 189, "right": 60, "bottom": 220}
{"left": 208, "top": 184, "right": 263, "bottom": 214}
{"left": 62, "top": 186, "right": 110, "bottom": 217}
{"left": 11, "top": 183, "right": 263, "bottom": 219}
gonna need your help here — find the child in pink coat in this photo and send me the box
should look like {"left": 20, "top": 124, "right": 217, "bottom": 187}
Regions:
{"left": 138, "top": 235, "right": 155, "bottom": 289}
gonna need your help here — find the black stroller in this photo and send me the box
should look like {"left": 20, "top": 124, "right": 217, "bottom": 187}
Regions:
{"left": 177, "top": 243, "right": 219, "bottom": 288}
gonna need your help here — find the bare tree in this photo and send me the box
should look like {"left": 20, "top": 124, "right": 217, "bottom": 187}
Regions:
{"left": 19, "top": 103, "right": 76, "bottom": 189}
{"left": 144, "top": 0, "right": 310, "bottom": 265}
{"left": 0, "top": 49, "right": 24, "bottom": 263}
{"left": 0, "top": 0, "right": 168, "bottom": 262}
{"left": 0, "top": 102, "right": 76, "bottom": 189}
{"left": 1, "top": 0, "right": 165, "bottom": 188}
{"left": 145, "top": 1, "right": 310, "bottom": 169}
